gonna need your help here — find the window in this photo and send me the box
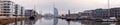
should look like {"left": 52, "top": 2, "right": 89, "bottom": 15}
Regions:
{"left": 3, "top": 1, "right": 11, "bottom": 2}
{"left": 1, "top": 11, "right": 10, "bottom": 13}
{"left": 0, "top": 14, "right": 2, "bottom": 16}
{"left": 4, "top": 4, "right": 10, "bottom": 5}
{"left": 3, "top": 14, "right": 9, "bottom": 16}
{"left": 3, "top": 9, "right": 10, "bottom": 10}
{"left": 0, "top": 14, "right": 9, "bottom": 16}
{"left": 4, "top": 6, "right": 10, "bottom": 8}
{"left": 1, "top": 9, "right": 10, "bottom": 10}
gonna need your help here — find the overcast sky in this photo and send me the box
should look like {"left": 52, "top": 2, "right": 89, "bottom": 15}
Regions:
{"left": 10, "top": 0, "right": 120, "bottom": 15}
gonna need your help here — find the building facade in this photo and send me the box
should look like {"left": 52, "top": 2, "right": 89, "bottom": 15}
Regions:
{"left": 0, "top": 0, "right": 24, "bottom": 17}
{"left": 13, "top": 4, "right": 24, "bottom": 16}
{"left": 110, "top": 7, "right": 120, "bottom": 20}
{"left": 0, "top": 0, "right": 14, "bottom": 17}
{"left": 79, "top": 10, "right": 93, "bottom": 18}
{"left": 54, "top": 8, "right": 58, "bottom": 17}
{"left": 92, "top": 8, "right": 110, "bottom": 19}
{"left": 66, "top": 14, "right": 79, "bottom": 17}
{"left": 24, "top": 10, "right": 38, "bottom": 17}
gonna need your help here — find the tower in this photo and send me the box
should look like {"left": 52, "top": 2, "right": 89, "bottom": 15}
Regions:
{"left": 68, "top": 10, "right": 71, "bottom": 17}
{"left": 53, "top": 3, "right": 58, "bottom": 25}
{"left": 53, "top": 3, "right": 58, "bottom": 17}
{"left": 54, "top": 8, "right": 58, "bottom": 17}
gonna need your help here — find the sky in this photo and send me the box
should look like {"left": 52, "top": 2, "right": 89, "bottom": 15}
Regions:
{"left": 10, "top": 0, "right": 120, "bottom": 15}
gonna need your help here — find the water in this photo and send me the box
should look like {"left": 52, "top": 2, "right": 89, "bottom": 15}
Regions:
{"left": 7, "top": 17, "right": 120, "bottom": 25}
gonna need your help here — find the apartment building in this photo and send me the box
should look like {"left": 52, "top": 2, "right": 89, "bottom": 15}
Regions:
{"left": 110, "top": 7, "right": 120, "bottom": 20}
{"left": 0, "top": 0, "right": 24, "bottom": 17}
{"left": 13, "top": 4, "right": 24, "bottom": 16}
{"left": 0, "top": 0, "right": 14, "bottom": 17}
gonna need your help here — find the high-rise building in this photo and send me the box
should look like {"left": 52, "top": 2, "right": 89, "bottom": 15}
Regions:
{"left": 0, "top": 0, "right": 24, "bottom": 17}
{"left": 13, "top": 4, "right": 24, "bottom": 16}
{"left": 54, "top": 8, "right": 58, "bottom": 17}
{"left": 0, "top": 0, "right": 15, "bottom": 17}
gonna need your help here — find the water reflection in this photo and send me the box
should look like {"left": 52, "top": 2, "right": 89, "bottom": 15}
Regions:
{"left": 65, "top": 19, "right": 71, "bottom": 25}
{"left": 7, "top": 17, "right": 120, "bottom": 25}
{"left": 53, "top": 17, "right": 58, "bottom": 25}
{"left": 116, "top": 22, "right": 120, "bottom": 25}
{"left": 24, "top": 20, "right": 36, "bottom": 25}
{"left": 7, "top": 18, "right": 39, "bottom": 25}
